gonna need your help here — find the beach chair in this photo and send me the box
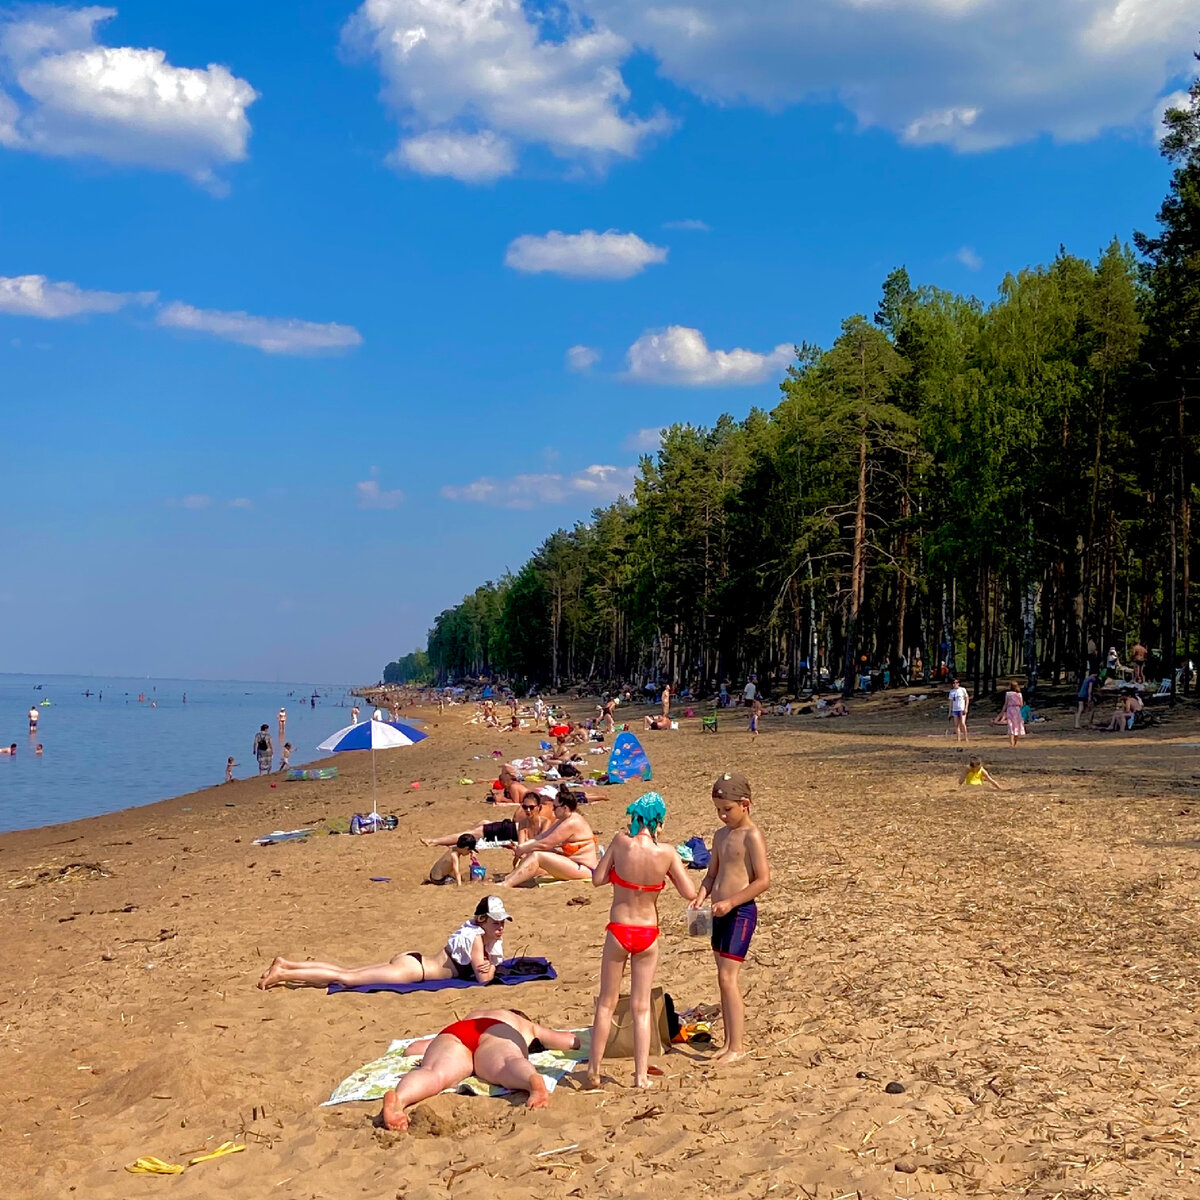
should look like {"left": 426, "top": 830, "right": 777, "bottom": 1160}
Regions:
{"left": 701, "top": 714, "right": 718, "bottom": 734}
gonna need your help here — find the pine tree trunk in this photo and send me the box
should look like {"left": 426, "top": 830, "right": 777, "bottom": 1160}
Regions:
{"left": 841, "top": 429, "right": 870, "bottom": 698}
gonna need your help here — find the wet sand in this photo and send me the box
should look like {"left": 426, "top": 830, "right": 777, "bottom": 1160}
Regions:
{"left": 4, "top": 693, "right": 1200, "bottom": 1199}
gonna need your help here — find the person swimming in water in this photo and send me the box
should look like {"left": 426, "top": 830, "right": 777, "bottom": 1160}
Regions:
{"left": 586, "top": 793, "right": 696, "bottom": 1089}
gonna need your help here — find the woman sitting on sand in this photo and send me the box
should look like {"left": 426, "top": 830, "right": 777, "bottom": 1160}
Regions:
{"left": 587, "top": 793, "right": 696, "bottom": 1089}
{"left": 422, "top": 792, "right": 556, "bottom": 850}
{"left": 497, "top": 793, "right": 599, "bottom": 888}
{"left": 381, "top": 1007, "right": 580, "bottom": 1130}
{"left": 257, "top": 895, "right": 512, "bottom": 990}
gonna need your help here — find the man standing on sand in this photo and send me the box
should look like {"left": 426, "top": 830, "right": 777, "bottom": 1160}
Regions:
{"left": 661, "top": 683, "right": 671, "bottom": 718}
{"left": 28, "top": 705, "right": 38, "bottom": 735}
{"left": 278, "top": 707, "right": 287, "bottom": 743}
{"left": 253, "top": 724, "right": 273, "bottom": 775}
{"left": 742, "top": 677, "right": 757, "bottom": 707}
{"left": 1130, "top": 641, "right": 1148, "bottom": 684}
{"left": 948, "top": 677, "right": 969, "bottom": 743}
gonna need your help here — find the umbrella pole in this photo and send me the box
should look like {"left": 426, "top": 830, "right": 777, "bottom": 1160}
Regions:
{"left": 371, "top": 746, "right": 379, "bottom": 819}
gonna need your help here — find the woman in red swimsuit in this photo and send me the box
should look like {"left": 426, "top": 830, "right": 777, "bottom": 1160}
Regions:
{"left": 380, "top": 1007, "right": 580, "bottom": 1130}
{"left": 587, "top": 792, "right": 696, "bottom": 1089}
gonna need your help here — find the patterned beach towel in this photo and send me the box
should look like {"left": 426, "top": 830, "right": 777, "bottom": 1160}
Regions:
{"left": 324, "top": 1029, "right": 590, "bottom": 1105}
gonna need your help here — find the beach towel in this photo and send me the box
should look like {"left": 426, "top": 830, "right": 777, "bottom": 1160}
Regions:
{"left": 605, "top": 732, "right": 652, "bottom": 785}
{"left": 327, "top": 956, "right": 556, "bottom": 995}
{"left": 682, "top": 835, "right": 710, "bottom": 869}
{"left": 324, "top": 1028, "right": 590, "bottom": 1106}
{"left": 252, "top": 828, "right": 314, "bottom": 845}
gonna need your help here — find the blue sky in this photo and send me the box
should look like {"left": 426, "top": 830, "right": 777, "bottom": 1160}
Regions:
{"left": 0, "top": 1, "right": 1193, "bottom": 681}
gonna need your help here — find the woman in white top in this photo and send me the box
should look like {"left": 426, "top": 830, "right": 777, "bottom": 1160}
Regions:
{"left": 257, "top": 896, "right": 511, "bottom": 989}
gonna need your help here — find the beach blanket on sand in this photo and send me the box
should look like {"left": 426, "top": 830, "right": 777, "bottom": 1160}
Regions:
{"left": 324, "top": 1029, "right": 589, "bottom": 1106}
{"left": 327, "top": 956, "right": 556, "bottom": 995}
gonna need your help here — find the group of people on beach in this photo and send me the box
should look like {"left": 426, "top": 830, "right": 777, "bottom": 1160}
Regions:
{"left": 257, "top": 770, "right": 771, "bottom": 1129}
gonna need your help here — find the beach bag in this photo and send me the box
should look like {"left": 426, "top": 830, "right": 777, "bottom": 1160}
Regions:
{"left": 255, "top": 733, "right": 271, "bottom": 754}
{"left": 683, "top": 836, "right": 711, "bottom": 869}
{"left": 604, "top": 988, "right": 677, "bottom": 1058}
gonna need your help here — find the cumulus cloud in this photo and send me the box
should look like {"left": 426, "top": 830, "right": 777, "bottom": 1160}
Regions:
{"left": 228, "top": 497, "right": 253, "bottom": 509}
{"left": 0, "top": 5, "right": 257, "bottom": 186}
{"left": 585, "top": 0, "right": 1196, "bottom": 151}
{"left": 0, "top": 273, "right": 154, "bottom": 318}
{"left": 625, "top": 325, "right": 792, "bottom": 387}
{"left": 344, "top": 0, "right": 670, "bottom": 179}
{"left": 566, "top": 344, "right": 601, "bottom": 372}
{"left": 623, "top": 426, "right": 664, "bottom": 452}
{"left": 506, "top": 229, "right": 667, "bottom": 279}
{"left": 156, "top": 302, "right": 363, "bottom": 355}
{"left": 179, "top": 493, "right": 212, "bottom": 510}
{"left": 956, "top": 245, "right": 983, "bottom": 271}
{"left": 356, "top": 478, "right": 405, "bottom": 509}
{"left": 662, "top": 218, "right": 710, "bottom": 231}
{"left": 442, "top": 463, "right": 637, "bottom": 509}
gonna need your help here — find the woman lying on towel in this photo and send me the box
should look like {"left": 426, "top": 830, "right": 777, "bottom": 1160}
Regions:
{"left": 497, "top": 792, "right": 600, "bottom": 888}
{"left": 256, "top": 895, "right": 511, "bottom": 990}
{"left": 587, "top": 793, "right": 696, "bottom": 1089}
{"left": 421, "top": 791, "right": 556, "bottom": 849}
{"left": 381, "top": 1007, "right": 580, "bottom": 1129}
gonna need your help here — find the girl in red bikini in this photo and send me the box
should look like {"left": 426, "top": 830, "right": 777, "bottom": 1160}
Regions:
{"left": 587, "top": 792, "right": 696, "bottom": 1089}
{"left": 381, "top": 1007, "right": 581, "bottom": 1130}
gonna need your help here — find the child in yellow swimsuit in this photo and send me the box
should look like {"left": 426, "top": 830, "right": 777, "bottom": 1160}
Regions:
{"left": 959, "top": 758, "right": 1002, "bottom": 790}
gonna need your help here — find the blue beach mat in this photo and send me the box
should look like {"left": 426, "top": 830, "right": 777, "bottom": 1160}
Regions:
{"left": 328, "top": 956, "right": 556, "bottom": 995}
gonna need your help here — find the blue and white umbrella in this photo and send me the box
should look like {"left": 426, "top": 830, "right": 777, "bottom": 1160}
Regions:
{"left": 318, "top": 719, "right": 428, "bottom": 817}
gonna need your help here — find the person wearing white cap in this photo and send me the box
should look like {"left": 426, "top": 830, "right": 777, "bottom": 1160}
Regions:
{"left": 256, "top": 895, "right": 512, "bottom": 990}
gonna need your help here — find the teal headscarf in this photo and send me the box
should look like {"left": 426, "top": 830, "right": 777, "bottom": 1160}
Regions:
{"left": 627, "top": 792, "right": 666, "bottom": 837}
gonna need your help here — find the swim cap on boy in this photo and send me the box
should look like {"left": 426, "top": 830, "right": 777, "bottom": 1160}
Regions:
{"left": 712, "top": 771, "right": 752, "bottom": 802}
{"left": 627, "top": 792, "right": 666, "bottom": 836}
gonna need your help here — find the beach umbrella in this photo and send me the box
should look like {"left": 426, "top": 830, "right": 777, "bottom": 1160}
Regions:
{"left": 317, "top": 720, "right": 427, "bottom": 818}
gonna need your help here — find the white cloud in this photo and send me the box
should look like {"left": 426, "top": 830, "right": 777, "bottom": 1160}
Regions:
{"left": 566, "top": 344, "right": 601, "bottom": 372}
{"left": 442, "top": 463, "right": 637, "bottom": 509}
{"left": 356, "top": 478, "right": 405, "bottom": 509}
{"left": 623, "top": 426, "right": 664, "bottom": 452}
{"left": 0, "top": 6, "right": 257, "bottom": 186}
{"left": 625, "top": 325, "right": 792, "bottom": 387}
{"left": 1153, "top": 87, "right": 1195, "bottom": 140}
{"left": 228, "top": 497, "right": 253, "bottom": 509}
{"left": 180, "top": 493, "right": 212, "bottom": 510}
{"left": 156, "top": 302, "right": 363, "bottom": 355}
{"left": 663, "top": 218, "right": 710, "bottom": 231}
{"left": 394, "top": 129, "right": 515, "bottom": 181}
{"left": 585, "top": 0, "right": 1197, "bottom": 151}
{"left": 344, "top": 0, "right": 670, "bottom": 180}
{"left": 0, "top": 273, "right": 154, "bottom": 318}
{"left": 506, "top": 230, "right": 667, "bottom": 279}
{"left": 956, "top": 245, "right": 983, "bottom": 271}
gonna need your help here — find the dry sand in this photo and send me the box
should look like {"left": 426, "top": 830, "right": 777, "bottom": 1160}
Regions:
{"left": 4, "top": 694, "right": 1200, "bottom": 1199}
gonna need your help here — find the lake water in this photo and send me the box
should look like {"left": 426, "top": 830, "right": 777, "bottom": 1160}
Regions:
{"left": 0, "top": 673, "right": 357, "bottom": 833}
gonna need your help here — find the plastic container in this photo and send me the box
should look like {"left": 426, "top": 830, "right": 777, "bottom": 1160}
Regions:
{"left": 470, "top": 864, "right": 487, "bottom": 882}
{"left": 686, "top": 906, "right": 713, "bottom": 937}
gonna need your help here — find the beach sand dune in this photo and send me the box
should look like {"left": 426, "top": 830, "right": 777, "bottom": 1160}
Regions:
{"left": 4, "top": 697, "right": 1200, "bottom": 1198}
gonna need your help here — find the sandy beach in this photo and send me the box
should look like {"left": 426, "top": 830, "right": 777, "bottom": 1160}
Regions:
{"left": 4, "top": 693, "right": 1200, "bottom": 1199}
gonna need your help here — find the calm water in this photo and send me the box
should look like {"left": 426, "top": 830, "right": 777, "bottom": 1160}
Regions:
{"left": 0, "top": 674, "right": 357, "bottom": 833}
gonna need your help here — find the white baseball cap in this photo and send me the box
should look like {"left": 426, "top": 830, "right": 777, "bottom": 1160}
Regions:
{"left": 477, "top": 895, "right": 513, "bottom": 923}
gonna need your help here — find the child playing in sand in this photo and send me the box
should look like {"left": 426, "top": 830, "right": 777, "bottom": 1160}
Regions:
{"left": 225, "top": 756, "right": 237, "bottom": 782}
{"left": 689, "top": 771, "right": 771, "bottom": 1064}
{"left": 958, "top": 758, "right": 1002, "bottom": 790}
{"left": 429, "top": 834, "right": 478, "bottom": 885}
{"left": 748, "top": 698, "right": 763, "bottom": 738}
{"left": 278, "top": 742, "right": 292, "bottom": 772}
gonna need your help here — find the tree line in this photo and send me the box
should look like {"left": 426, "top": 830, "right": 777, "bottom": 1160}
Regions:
{"left": 387, "top": 62, "right": 1200, "bottom": 700}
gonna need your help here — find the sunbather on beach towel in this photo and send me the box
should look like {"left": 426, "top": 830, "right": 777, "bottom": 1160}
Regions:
{"left": 256, "top": 895, "right": 512, "bottom": 990}
{"left": 381, "top": 1007, "right": 580, "bottom": 1129}
{"left": 421, "top": 793, "right": 555, "bottom": 850}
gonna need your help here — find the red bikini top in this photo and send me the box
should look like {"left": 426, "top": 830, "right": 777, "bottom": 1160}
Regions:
{"left": 610, "top": 866, "right": 665, "bottom": 893}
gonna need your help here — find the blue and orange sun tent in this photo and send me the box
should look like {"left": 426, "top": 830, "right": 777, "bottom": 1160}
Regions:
{"left": 606, "top": 732, "right": 652, "bottom": 784}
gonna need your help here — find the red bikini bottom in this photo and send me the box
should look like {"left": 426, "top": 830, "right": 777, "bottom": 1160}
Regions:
{"left": 607, "top": 922, "right": 660, "bottom": 954}
{"left": 439, "top": 1017, "right": 503, "bottom": 1053}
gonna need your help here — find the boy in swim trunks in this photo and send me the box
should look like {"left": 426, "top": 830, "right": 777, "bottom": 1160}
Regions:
{"left": 690, "top": 771, "right": 771, "bottom": 1063}
{"left": 428, "top": 834, "right": 477, "bottom": 885}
